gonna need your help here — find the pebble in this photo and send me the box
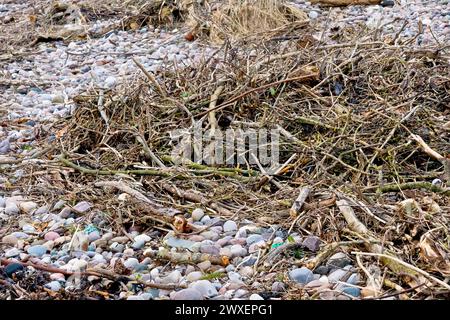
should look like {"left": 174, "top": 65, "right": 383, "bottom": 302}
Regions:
{"left": 328, "top": 268, "right": 349, "bottom": 283}
{"left": 5, "top": 248, "right": 20, "bottom": 258}
{"left": 5, "top": 202, "right": 19, "bottom": 215}
{"left": 45, "top": 281, "right": 62, "bottom": 291}
{"left": 5, "top": 263, "right": 24, "bottom": 277}
{"left": 189, "top": 280, "right": 218, "bottom": 297}
{"left": 19, "top": 201, "right": 37, "bottom": 213}
{"left": 246, "top": 234, "right": 263, "bottom": 245}
{"left": 172, "top": 288, "right": 203, "bottom": 300}
{"left": 192, "top": 208, "right": 205, "bottom": 221}
{"left": 73, "top": 201, "right": 91, "bottom": 213}
{"left": 134, "top": 234, "right": 151, "bottom": 243}
{"left": 2, "top": 234, "right": 19, "bottom": 246}
{"left": 44, "top": 231, "right": 60, "bottom": 241}
{"left": 186, "top": 271, "right": 203, "bottom": 282}
{"left": 223, "top": 220, "right": 237, "bottom": 232}
{"left": 340, "top": 287, "right": 361, "bottom": 298}
{"left": 200, "top": 244, "right": 220, "bottom": 256}
{"left": 27, "top": 245, "right": 47, "bottom": 257}
{"left": 302, "top": 236, "right": 321, "bottom": 252}
{"left": 271, "top": 281, "right": 286, "bottom": 292}
{"left": 197, "top": 260, "right": 211, "bottom": 271}
{"left": 249, "top": 293, "right": 264, "bottom": 300}
{"left": 124, "top": 258, "right": 139, "bottom": 270}
{"left": 230, "top": 244, "right": 247, "bottom": 257}
{"left": 290, "top": 267, "right": 314, "bottom": 285}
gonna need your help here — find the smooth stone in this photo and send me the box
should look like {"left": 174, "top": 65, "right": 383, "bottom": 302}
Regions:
{"left": 380, "top": 0, "right": 395, "bottom": 7}
{"left": 219, "top": 247, "right": 232, "bottom": 257}
{"left": 189, "top": 280, "right": 218, "bottom": 297}
{"left": 230, "top": 244, "right": 247, "bottom": 257}
{"left": 341, "top": 287, "right": 361, "bottom": 298}
{"left": 197, "top": 261, "right": 211, "bottom": 271}
{"left": 290, "top": 267, "right": 314, "bottom": 285}
{"left": 186, "top": 271, "right": 203, "bottom": 282}
{"left": 246, "top": 234, "right": 263, "bottom": 245}
{"left": 73, "top": 201, "right": 91, "bottom": 213}
{"left": 346, "top": 273, "right": 360, "bottom": 285}
{"left": 59, "top": 207, "right": 72, "bottom": 218}
{"left": 314, "top": 265, "right": 330, "bottom": 275}
{"left": 109, "top": 242, "right": 124, "bottom": 253}
{"left": 192, "top": 208, "right": 205, "bottom": 221}
{"left": 45, "top": 281, "right": 62, "bottom": 291}
{"left": 27, "top": 245, "right": 47, "bottom": 257}
{"left": 200, "top": 244, "right": 220, "bottom": 256}
{"left": 271, "top": 281, "right": 285, "bottom": 292}
{"left": 249, "top": 294, "right": 264, "bottom": 300}
{"left": 165, "top": 237, "right": 196, "bottom": 249}
{"left": 5, "top": 202, "right": 19, "bottom": 215}
{"left": 124, "top": 258, "right": 139, "bottom": 270}
{"left": 5, "top": 263, "right": 24, "bottom": 277}
{"left": 19, "top": 201, "right": 37, "bottom": 213}
{"left": 132, "top": 240, "right": 146, "bottom": 249}
{"left": 88, "top": 230, "right": 101, "bottom": 242}
{"left": 302, "top": 236, "right": 321, "bottom": 252}
{"left": 200, "top": 231, "right": 220, "bottom": 241}
{"left": 216, "top": 236, "right": 232, "bottom": 247}
{"left": 171, "top": 288, "right": 203, "bottom": 300}
{"left": 328, "top": 268, "right": 349, "bottom": 283}
{"left": 5, "top": 248, "right": 20, "bottom": 258}
{"left": 160, "top": 270, "right": 182, "bottom": 284}
{"left": 44, "top": 231, "right": 60, "bottom": 241}
{"left": 2, "top": 235, "right": 19, "bottom": 246}
{"left": 104, "top": 76, "right": 117, "bottom": 89}
{"left": 200, "top": 215, "right": 210, "bottom": 224}
{"left": 223, "top": 220, "right": 237, "bottom": 232}
{"left": 134, "top": 234, "right": 151, "bottom": 243}
{"left": 22, "top": 224, "right": 36, "bottom": 233}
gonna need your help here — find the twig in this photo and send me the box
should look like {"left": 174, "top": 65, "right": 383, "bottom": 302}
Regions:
{"left": 132, "top": 57, "right": 165, "bottom": 96}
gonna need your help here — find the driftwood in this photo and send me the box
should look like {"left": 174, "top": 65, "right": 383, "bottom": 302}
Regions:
{"left": 144, "top": 247, "right": 229, "bottom": 266}
{"left": 0, "top": 258, "right": 183, "bottom": 290}
{"left": 289, "top": 187, "right": 311, "bottom": 218}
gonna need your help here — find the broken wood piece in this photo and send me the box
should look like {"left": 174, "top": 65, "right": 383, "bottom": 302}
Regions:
{"left": 290, "top": 187, "right": 311, "bottom": 218}
{"left": 144, "top": 247, "right": 230, "bottom": 266}
{"left": 310, "top": 0, "right": 381, "bottom": 6}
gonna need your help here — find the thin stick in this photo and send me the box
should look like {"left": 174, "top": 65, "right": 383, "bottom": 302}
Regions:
{"left": 132, "top": 57, "right": 165, "bottom": 96}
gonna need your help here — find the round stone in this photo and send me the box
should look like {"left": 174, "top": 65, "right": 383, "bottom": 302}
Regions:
{"left": 189, "top": 280, "right": 218, "bottom": 297}
{"left": 45, "top": 281, "right": 62, "bottom": 291}
{"left": 249, "top": 293, "right": 264, "bottom": 300}
{"left": 5, "top": 263, "right": 24, "bottom": 277}
{"left": 186, "top": 271, "right": 203, "bottom": 282}
{"left": 223, "top": 221, "right": 237, "bottom": 232}
{"left": 192, "top": 208, "right": 205, "bottom": 221}
{"left": 44, "top": 231, "right": 60, "bottom": 241}
{"left": 2, "top": 234, "right": 19, "bottom": 246}
{"left": 27, "top": 245, "right": 47, "bottom": 257}
{"left": 289, "top": 267, "right": 314, "bottom": 285}
{"left": 171, "top": 288, "right": 203, "bottom": 300}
